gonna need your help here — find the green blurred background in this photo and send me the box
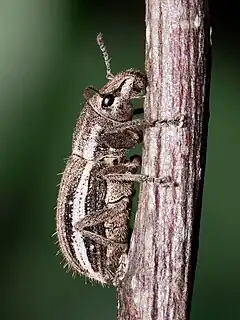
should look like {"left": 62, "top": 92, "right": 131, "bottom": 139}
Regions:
{"left": 1, "top": 0, "right": 240, "bottom": 319}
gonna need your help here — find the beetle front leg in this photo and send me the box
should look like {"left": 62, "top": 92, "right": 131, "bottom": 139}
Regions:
{"left": 100, "top": 116, "right": 186, "bottom": 150}
{"left": 104, "top": 119, "right": 148, "bottom": 134}
{"left": 100, "top": 120, "right": 145, "bottom": 150}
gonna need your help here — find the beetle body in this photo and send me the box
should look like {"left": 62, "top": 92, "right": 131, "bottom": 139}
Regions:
{"left": 56, "top": 69, "right": 146, "bottom": 284}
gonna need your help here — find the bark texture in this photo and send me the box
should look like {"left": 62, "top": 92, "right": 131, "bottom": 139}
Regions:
{"left": 117, "top": 0, "right": 211, "bottom": 319}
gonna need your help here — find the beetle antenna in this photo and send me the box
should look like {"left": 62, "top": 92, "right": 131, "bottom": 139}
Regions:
{"left": 97, "top": 33, "right": 114, "bottom": 80}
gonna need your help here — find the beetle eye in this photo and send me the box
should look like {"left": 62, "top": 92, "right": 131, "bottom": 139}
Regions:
{"left": 101, "top": 94, "right": 115, "bottom": 108}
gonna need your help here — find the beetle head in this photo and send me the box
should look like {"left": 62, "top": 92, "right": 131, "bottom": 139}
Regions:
{"left": 84, "top": 69, "right": 147, "bottom": 122}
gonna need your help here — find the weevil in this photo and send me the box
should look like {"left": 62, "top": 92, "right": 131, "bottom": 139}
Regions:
{"left": 56, "top": 34, "right": 149, "bottom": 285}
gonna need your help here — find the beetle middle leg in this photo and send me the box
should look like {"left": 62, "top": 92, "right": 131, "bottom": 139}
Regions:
{"left": 98, "top": 157, "right": 175, "bottom": 186}
{"left": 103, "top": 173, "right": 175, "bottom": 185}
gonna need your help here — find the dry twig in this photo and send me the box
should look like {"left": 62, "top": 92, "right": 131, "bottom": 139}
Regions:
{"left": 117, "top": 0, "right": 211, "bottom": 319}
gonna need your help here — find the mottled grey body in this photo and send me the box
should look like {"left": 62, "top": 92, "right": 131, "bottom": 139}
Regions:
{"left": 56, "top": 69, "right": 147, "bottom": 285}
